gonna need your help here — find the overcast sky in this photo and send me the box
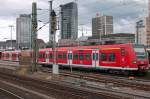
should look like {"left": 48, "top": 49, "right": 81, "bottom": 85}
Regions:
{"left": 0, "top": 0, "right": 148, "bottom": 42}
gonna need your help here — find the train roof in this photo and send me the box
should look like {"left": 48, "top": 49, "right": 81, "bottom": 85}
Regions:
{"left": 1, "top": 43, "right": 134, "bottom": 53}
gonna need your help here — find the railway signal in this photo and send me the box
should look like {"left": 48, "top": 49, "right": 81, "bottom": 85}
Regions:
{"left": 51, "top": 10, "right": 57, "bottom": 34}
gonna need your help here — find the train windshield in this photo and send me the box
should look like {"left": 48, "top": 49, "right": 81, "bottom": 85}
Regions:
{"left": 134, "top": 45, "right": 147, "bottom": 59}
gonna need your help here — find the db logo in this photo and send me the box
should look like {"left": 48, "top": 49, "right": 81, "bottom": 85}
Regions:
{"left": 122, "top": 58, "right": 125, "bottom": 62}
{"left": 80, "top": 61, "right": 83, "bottom": 64}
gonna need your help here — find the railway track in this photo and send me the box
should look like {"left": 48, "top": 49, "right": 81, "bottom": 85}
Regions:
{"left": 41, "top": 67, "right": 150, "bottom": 91}
{"left": 0, "top": 70, "right": 128, "bottom": 99}
{"left": 0, "top": 61, "right": 150, "bottom": 98}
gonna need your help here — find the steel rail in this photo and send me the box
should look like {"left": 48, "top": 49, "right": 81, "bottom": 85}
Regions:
{"left": 0, "top": 87, "right": 24, "bottom": 99}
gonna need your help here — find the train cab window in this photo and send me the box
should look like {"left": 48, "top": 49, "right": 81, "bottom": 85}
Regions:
{"left": 101, "top": 53, "right": 107, "bottom": 61}
{"left": 86, "top": 53, "right": 91, "bottom": 60}
{"left": 109, "top": 53, "right": 115, "bottom": 61}
{"left": 73, "top": 54, "right": 78, "bottom": 60}
{"left": 63, "top": 53, "right": 67, "bottom": 59}
{"left": 68, "top": 53, "right": 72, "bottom": 59}
{"left": 79, "top": 54, "right": 84, "bottom": 60}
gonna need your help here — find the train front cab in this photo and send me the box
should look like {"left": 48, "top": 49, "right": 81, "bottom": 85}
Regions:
{"left": 98, "top": 47, "right": 124, "bottom": 70}
{"left": 133, "top": 45, "right": 149, "bottom": 73}
{"left": 95, "top": 44, "right": 141, "bottom": 73}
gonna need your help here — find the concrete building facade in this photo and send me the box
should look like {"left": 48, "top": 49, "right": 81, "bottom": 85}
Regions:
{"left": 92, "top": 15, "right": 113, "bottom": 37}
{"left": 16, "top": 14, "right": 32, "bottom": 49}
{"left": 58, "top": 33, "right": 135, "bottom": 47}
{"left": 136, "top": 0, "right": 150, "bottom": 46}
{"left": 136, "top": 17, "right": 148, "bottom": 45}
{"left": 0, "top": 40, "right": 17, "bottom": 50}
{"left": 88, "top": 33, "right": 135, "bottom": 45}
{"left": 147, "top": 0, "right": 150, "bottom": 46}
{"left": 60, "top": 2, "right": 78, "bottom": 39}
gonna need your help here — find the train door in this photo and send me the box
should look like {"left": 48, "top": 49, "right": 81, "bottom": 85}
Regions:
{"left": 68, "top": 50, "right": 72, "bottom": 65}
{"left": 120, "top": 48, "right": 126, "bottom": 68}
{"left": 92, "top": 49, "right": 99, "bottom": 68}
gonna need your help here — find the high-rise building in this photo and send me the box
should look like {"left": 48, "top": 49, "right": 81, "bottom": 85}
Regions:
{"left": 16, "top": 14, "right": 32, "bottom": 49}
{"left": 147, "top": 0, "right": 150, "bottom": 46}
{"left": 92, "top": 15, "right": 113, "bottom": 37}
{"left": 60, "top": 2, "right": 78, "bottom": 39}
{"left": 137, "top": 0, "right": 150, "bottom": 46}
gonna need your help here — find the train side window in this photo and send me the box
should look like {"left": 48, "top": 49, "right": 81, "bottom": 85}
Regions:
{"left": 73, "top": 54, "right": 78, "bottom": 60}
{"left": 109, "top": 53, "right": 115, "bottom": 61}
{"left": 43, "top": 53, "right": 45, "bottom": 58}
{"left": 6, "top": 54, "right": 9, "bottom": 58}
{"left": 39, "top": 53, "right": 43, "bottom": 58}
{"left": 79, "top": 54, "right": 84, "bottom": 60}
{"left": 49, "top": 53, "right": 53, "bottom": 59}
{"left": 12, "top": 54, "right": 16, "bottom": 58}
{"left": 63, "top": 53, "right": 67, "bottom": 59}
{"left": 68, "top": 53, "right": 72, "bottom": 59}
{"left": 101, "top": 53, "right": 107, "bottom": 61}
{"left": 86, "top": 53, "right": 91, "bottom": 60}
{"left": 58, "top": 54, "right": 62, "bottom": 59}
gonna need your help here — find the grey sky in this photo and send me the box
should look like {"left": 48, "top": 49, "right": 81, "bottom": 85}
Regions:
{"left": 0, "top": 0, "right": 148, "bottom": 42}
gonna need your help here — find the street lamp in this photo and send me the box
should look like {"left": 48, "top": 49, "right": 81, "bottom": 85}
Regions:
{"left": 98, "top": 28, "right": 102, "bottom": 45}
{"left": 79, "top": 24, "right": 85, "bottom": 37}
{"left": 8, "top": 25, "right": 14, "bottom": 50}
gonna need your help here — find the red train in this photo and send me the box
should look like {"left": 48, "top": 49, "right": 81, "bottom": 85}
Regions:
{"left": 0, "top": 43, "right": 149, "bottom": 74}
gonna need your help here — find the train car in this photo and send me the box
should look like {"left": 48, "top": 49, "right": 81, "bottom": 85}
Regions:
{"left": 1, "top": 51, "right": 11, "bottom": 61}
{"left": 1, "top": 50, "right": 20, "bottom": 61}
{"left": 38, "top": 43, "right": 149, "bottom": 73}
{"left": 66, "top": 44, "right": 148, "bottom": 73}
{"left": 0, "top": 43, "right": 149, "bottom": 74}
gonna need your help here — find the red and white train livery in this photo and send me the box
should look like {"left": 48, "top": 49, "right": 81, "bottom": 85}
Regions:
{"left": 0, "top": 44, "right": 149, "bottom": 73}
